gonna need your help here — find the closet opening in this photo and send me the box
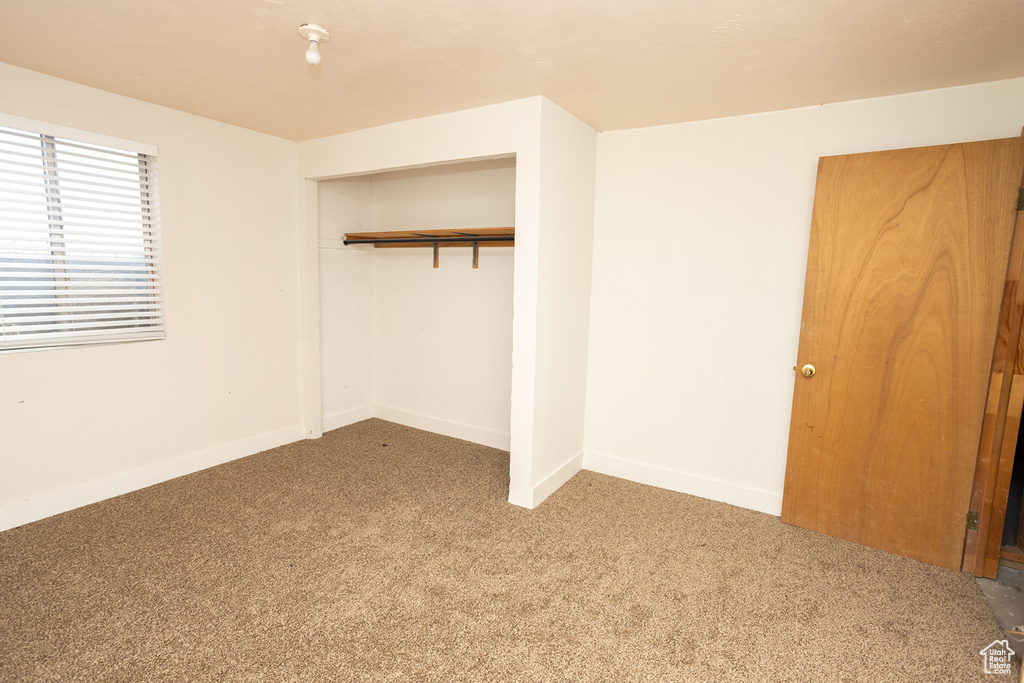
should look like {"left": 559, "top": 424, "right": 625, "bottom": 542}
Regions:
{"left": 315, "top": 155, "right": 517, "bottom": 457}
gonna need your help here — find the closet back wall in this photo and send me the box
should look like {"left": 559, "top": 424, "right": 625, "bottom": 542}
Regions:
{"left": 319, "top": 159, "right": 516, "bottom": 449}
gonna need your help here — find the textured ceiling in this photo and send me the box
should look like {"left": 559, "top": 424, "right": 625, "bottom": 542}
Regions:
{"left": 0, "top": 0, "right": 1022, "bottom": 141}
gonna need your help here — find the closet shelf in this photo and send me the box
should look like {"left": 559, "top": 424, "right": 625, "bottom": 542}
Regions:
{"left": 343, "top": 227, "right": 514, "bottom": 268}
{"left": 343, "top": 227, "right": 514, "bottom": 247}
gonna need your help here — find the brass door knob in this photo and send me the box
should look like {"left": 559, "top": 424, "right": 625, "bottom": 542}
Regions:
{"left": 801, "top": 364, "right": 816, "bottom": 378}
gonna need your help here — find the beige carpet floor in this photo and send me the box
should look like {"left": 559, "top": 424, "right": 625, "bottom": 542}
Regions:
{"left": 0, "top": 419, "right": 1013, "bottom": 681}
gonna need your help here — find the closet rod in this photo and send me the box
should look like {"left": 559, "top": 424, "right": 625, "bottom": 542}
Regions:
{"left": 343, "top": 234, "right": 514, "bottom": 246}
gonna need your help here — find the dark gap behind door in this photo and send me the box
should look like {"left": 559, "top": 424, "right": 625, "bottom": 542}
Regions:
{"left": 1002, "top": 422, "right": 1024, "bottom": 547}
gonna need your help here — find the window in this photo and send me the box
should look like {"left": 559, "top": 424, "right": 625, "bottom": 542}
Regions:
{"left": 0, "top": 120, "right": 163, "bottom": 352}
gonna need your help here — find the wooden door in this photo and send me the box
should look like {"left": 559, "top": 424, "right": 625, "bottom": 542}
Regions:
{"left": 782, "top": 137, "right": 1024, "bottom": 571}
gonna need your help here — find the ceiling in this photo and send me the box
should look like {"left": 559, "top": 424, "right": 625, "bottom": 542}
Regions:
{"left": 0, "top": 0, "right": 1022, "bottom": 142}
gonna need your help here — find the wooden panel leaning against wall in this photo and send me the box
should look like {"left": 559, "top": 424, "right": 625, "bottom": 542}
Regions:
{"left": 966, "top": 173, "right": 1024, "bottom": 579}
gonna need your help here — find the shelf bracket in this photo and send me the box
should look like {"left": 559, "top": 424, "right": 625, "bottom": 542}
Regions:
{"left": 473, "top": 241, "right": 479, "bottom": 269}
{"left": 433, "top": 242, "right": 439, "bottom": 268}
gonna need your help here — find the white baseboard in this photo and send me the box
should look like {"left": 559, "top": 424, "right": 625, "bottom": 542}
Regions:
{"left": 0, "top": 425, "right": 305, "bottom": 532}
{"left": 583, "top": 449, "right": 783, "bottom": 516}
{"left": 373, "top": 404, "right": 511, "bottom": 450}
{"left": 531, "top": 452, "right": 583, "bottom": 508}
{"left": 323, "top": 405, "right": 375, "bottom": 432}
{"left": 1, "top": 422, "right": 782, "bottom": 533}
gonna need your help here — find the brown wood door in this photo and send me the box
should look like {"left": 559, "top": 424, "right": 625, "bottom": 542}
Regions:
{"left": 782, "top": 137, "right": 1024, "bottom": 571}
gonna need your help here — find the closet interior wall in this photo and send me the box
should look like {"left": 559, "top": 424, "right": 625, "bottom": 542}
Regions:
{"left": 318, "top": 158, "right": 516, "bottom": 449}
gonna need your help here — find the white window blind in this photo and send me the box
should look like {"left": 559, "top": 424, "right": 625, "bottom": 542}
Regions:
{"left": 0, "top": 124, "right": 164, "bottom": 351}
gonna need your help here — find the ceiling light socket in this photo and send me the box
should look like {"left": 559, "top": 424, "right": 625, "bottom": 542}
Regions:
{"left": 298, "top": 24, "right": 331, "bottom": 44}
{"left": 298, "top": 24, "right": 331, "bottom": 65}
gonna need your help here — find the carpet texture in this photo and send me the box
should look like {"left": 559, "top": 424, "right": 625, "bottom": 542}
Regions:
{"left": 0, "top": 419, "right": 1012, "bottom": 681}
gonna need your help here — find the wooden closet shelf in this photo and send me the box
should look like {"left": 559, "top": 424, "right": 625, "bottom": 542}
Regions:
{"left": 343, "top": 227, "right": 514, "bottom": 248}
{"left": 342, "top": 227, "right": 514, "bottom": 268}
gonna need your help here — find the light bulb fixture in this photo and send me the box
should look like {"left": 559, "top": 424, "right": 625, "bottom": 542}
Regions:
{"left": 298, "top": 24, "right": 331, "bottom": 66}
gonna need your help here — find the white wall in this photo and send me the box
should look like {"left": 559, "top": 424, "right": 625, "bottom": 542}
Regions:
{"left": 529, "top": 100, "right": 598, "bottom": 505}
{"left": 584, "top": 77, "right": 1024, "bottom": 515}
{"left": 317, "top": 159, "right": 516, "bottom": 448}
{"left": 0, "top": 64, "right": 303, "bottom": 530}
